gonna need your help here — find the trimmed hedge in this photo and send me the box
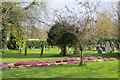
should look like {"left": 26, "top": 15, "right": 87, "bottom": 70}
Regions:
{"left": 27, "top": 40, "right": 48, "bottom": 49}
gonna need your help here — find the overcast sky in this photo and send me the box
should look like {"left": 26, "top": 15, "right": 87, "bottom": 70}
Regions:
{"left": 17, "top": 0, "right": 118, "bottom": 29}
{"left": 44, "top": 0, "right": 117, "bottom": 23}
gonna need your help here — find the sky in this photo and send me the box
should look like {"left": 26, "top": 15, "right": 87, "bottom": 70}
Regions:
{"left": 14, "top": 0, "right": 118, "bottom": 29}
{"left": 47, "top": 0, "right": 117, "bottom": 15}
{"left": 44, "top": 0, "right": 118, "bottom": 24}
{"left": 18, "top": 0, "right": 118, "bottom": 18}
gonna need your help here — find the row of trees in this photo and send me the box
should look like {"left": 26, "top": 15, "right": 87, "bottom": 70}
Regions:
{"left": 1, "top": 1, "right": 47, "bottom": 52}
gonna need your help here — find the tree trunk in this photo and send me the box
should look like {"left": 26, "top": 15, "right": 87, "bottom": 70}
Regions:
{"left": 40, "top": 44, "right": 44, "bottom": 57}
{"left": 79, "top": 45, "right": 84, "bottom": 66}
{"left": 79, "top": 49, "right": 83, "bottom": 65}
{"left": 60, "top": 46, "right": 67, "bottom": 56}
{"left": 24, "top": 45, "right": 27, "bottom": 56}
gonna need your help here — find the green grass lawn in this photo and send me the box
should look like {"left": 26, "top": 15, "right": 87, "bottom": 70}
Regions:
{"left": 2, "top": 61, "right": 118, "bottom": 78}
{"left": 1, "top": 48, "right": 119, "bottom": 78}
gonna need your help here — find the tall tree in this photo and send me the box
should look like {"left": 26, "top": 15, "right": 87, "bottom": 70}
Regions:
{"left": 2, "top": 2, "right": 25, "bottom": 50}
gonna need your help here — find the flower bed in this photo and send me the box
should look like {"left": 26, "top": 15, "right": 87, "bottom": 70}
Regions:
{"left": 1, "top": 56, "right": 118, "bottom": 70}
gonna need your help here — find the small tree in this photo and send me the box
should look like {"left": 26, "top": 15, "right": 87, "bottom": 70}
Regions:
{"left": 47, "top": 21, "right": 78, "bottom": 56}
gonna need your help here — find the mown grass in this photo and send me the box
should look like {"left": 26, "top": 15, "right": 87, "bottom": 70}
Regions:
{"left": 1, "top": 48, "right": 119, "bottom": 78}
{"left": 2, "top": 61, "right": 118, "bottom": 78}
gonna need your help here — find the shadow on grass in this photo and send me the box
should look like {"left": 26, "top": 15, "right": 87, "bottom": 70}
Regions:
{"left": 2, "top": 52, "right": 79, "bottom": 59}
{"left": 1, "top": 78, "right": 118, "bottom": 80}
{"left": 89, "top": 53, "right": 120, "bottom": 59}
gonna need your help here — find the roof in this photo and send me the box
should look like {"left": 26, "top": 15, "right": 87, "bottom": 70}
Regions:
{"left": 28, "top": 39, "right": 40, "bottom": 41}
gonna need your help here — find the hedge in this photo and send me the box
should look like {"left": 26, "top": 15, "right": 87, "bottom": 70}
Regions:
{"left": 27, "top": 40, "right": 48, "bottom": 49}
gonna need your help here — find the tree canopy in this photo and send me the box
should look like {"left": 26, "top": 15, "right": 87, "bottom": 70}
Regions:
{"left": 47, "top": 21, "right": 78, "bottom": 56}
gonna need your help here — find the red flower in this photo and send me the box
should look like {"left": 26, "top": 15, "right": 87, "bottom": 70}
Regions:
{"left": 14, "top": 62, "right": 24, "bottom": 66}
{"left": 23, "top": 61, "right": 33, "bottom": 66}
